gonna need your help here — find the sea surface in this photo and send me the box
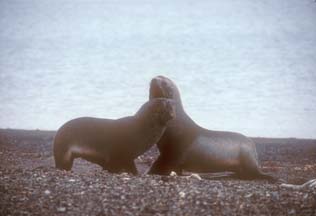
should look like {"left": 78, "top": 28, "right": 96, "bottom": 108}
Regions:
{"left": 1, "top": 0, "right": 316, "bottom": 138}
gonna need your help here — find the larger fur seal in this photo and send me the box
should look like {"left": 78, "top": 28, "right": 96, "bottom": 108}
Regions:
{"left": 148, "top": 76, "right": 274, "bottom": 180}
{"left": 53, "top": 98, "right": 175, "bottom": 174}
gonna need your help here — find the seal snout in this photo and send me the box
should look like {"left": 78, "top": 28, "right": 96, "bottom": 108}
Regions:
{"left": 166, "top": 100, "right": 176, "bottom": 120}
{"left": 150, "top": 77, "right": 163, "bottom": 99}
{"left": 162, "top": 99, "right": 176, "bottom": 124}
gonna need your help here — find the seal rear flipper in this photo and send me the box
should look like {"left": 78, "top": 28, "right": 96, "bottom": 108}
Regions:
{"left": 235, "top": 169, "right": 278, "bottom": 182}
{"left": 237, "top": 147, "right": 278, "bottom": 182}
{"left": 255, "top": 172, "right": 279, "bottom": 183}
{"left": 186, "top": 172, "right": 237, "bottom": 180}
{"left": 199, "top": 172, "right": 278, "bottom": 182}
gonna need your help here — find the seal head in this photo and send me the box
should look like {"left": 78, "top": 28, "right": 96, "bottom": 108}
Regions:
{"left": 150, "top": 76, "right": 182, "bottom": 105}
{"left": 136, "top": 98, "right": 176, "bottom": 126}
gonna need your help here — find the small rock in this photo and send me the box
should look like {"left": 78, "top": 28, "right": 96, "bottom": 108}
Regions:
{"left": 179, "top": 191, "right": 185, "bottom": 198}
{"left": 57, "top": 207, "right": 66, "bottom": 213}
{"left": 288, "top": 209, "right": 296, "bottom": 215}
{"left": 245, "top": 193, "right": 253, "bottom": 198}
{"left": 271, "top": 191, "right": 279, "bottom": 201}
{"left": 170, "top": 171, "right": 177, "bottom": 177}
{"left": 69, "top": 179, "right": 76, "bottom": 182}
{"left": 303, "top": 193, "right": 308, "bottom": 199}
{"left": 188, "top": 173, "right": 202, "bottom": 180}
{"left": 44, "top": 190, "right": 51, "bottom": 195}
{"left": 239, "top": 203, "right": 244, "bottom": 210}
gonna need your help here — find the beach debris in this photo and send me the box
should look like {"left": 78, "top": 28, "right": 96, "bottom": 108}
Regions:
{"left": 245, "top": 193, "right": 253, "bottom": 198}
{"left": 57, "top": 207, "right": 66, "bottom": 213}
{"left": 170, "top": 171, "right": 177, "bottom": 177}
{"left": 179, "top": 191, "right": 185, "bottom": 198}
{"left": 280, "top": 179, "right": 316, "bottom": 190}
{"left": 288, "top": 209, "right": 296, "bottom": 215}
{"left": 44, "top": 189, "right": 51, "bottom": 195}
{"left": 187, "top": 173, "right": 202, "bottom": 180}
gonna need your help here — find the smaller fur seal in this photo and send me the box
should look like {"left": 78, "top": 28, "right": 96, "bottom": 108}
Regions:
{"left": 53, "top": 98, "right": 176, "bottom": 174}
{"left": 148, "top": 76, "right": 275, "bottom": 180}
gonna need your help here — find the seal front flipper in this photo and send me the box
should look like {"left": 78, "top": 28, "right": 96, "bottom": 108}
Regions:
{"left": 105, "top": 159, "right": 138, "bottom": 175}
{"left": 148, "top": 155, "right": 183, "bottom": 175}
{"left": 54, "top": 152, "right": 74, "bottom": 171}
{"left": 235, "top": 169, "right": 278, "bottom": 182}
{"left": 53, "top": 134, "right": 74, "bottom": 171}
{"left": 124, "top": 160, "right": 138, "bottom": 175}
{"left": 196, "top": 171, "right": 278, "bottom": 182}
{"left": 148, "top": 155, "right": 170, "bottom": 175}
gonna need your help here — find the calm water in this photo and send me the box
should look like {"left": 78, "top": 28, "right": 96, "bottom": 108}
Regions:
{"left": 1, "top": 0, "right": 316, "bottom": 138}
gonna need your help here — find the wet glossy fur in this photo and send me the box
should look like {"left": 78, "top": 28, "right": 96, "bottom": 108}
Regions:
{"left": 54, "top": 98, "right": 175, "bottom": 174}
{"left": 148, "top": 76, "right": 274, "bottom": 180}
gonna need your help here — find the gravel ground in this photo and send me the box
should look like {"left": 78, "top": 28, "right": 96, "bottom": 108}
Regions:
{"left": 0, "top": 129, "right": 316, "bottom": 215}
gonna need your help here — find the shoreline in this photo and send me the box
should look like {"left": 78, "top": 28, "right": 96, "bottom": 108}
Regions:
{"left": 1, "top": 128, "right": 315, "bottom": 141}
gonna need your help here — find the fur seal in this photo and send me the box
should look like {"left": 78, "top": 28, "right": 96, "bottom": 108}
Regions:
{"left": 148, "top": 75, "right": 274, "bottom": 180}
{"left": 53, "top": 98, "right": 176, "bottom": 174}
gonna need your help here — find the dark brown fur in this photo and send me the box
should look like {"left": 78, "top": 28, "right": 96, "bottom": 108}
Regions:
{"left": 148, "top": 76, "right": 275, "bottom": 180}
{"left": 53, "top": 98, "right": 175, "bottom": 174}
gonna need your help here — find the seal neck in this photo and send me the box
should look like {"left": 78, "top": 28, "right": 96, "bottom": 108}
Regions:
{"left": 133, "top": 112, "right": 167, "bottom": 154}
{"left": 175, "top": 100, "right": 184, "bottom": 112}
{"left": 135, "top": 111, "right": 167, "bottom": 128}
{"left": 174, "top": 100, "right": 200, "bottom": 129}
